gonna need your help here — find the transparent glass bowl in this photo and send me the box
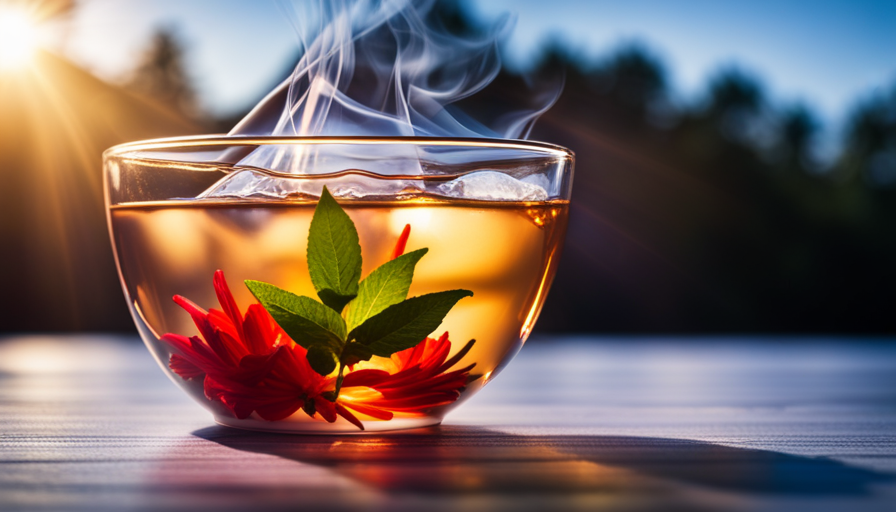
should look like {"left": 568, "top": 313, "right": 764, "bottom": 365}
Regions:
{"left": 104, "top": 136, "right": 574, "bottom": 433}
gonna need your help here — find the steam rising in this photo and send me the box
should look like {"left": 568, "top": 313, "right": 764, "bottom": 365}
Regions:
{"left": 228, "top": 0, "right": 559, "bottom": 174}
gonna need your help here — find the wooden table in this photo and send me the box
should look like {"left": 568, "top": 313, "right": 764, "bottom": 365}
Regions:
{"left": 1, "top": 336, "right": 894, "bottom": 511}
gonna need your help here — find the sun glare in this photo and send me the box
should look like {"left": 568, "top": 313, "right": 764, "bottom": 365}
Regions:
{"left": 0, "top": 6, "right": 40, "bottom": 71}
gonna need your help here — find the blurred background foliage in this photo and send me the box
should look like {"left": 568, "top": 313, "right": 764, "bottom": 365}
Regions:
{"left": 0, "top": 0, "right": 894, "bottom": 334}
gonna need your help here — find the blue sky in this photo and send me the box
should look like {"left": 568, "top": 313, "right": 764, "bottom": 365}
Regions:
{"left": 61, "top": 0, "right": 896, "bottom": 126}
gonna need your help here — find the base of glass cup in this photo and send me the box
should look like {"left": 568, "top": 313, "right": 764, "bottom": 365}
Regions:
{"left": 214, "top": 414, "right": 442, "bottom": 434}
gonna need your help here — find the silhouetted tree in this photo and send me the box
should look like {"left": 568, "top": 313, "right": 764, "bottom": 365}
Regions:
{"left": 596, "top": 45, "right": 668, "bottom": 116}
{"left": 704, "top": 68, "right": 767, "bottom": 145}
{"left": 706, "top": 68, "right": 763, "bottom": 113}
{"left": 777, "top": 103, "right": 820, "bottom": 173}
{"left": 125, "top": 25, "right": 200, "bottom": 119}
{"left": 430, "top": 0, "right": 482, "bottom": 37}
{"left": 840, "top": 88, "right": 896, "bottom": 186}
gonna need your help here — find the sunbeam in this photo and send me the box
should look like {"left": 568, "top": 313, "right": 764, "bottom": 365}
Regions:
{"left": 0, "top": 4, "right": 40, "bottom": 71}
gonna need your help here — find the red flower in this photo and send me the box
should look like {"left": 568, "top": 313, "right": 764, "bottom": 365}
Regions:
{"left": 204, "top": 344, "right": 337, "bottom": 423}
{"left": 337, "top": 333, "right": 476, "bottom": 423}
{"left": 159, "top": 224, "right": 476, "bottom": 430}
{"left": 160, "top": 271, "right": 335, "bottom": 422}
{"left": 161, "top": 270, "right": 289, "bottom": 384}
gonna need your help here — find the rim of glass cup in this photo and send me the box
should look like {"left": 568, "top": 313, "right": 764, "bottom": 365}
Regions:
{"left": 104, "top": 134, "right": 575, "bottom": 162}
{"left": 104, "top": 135, "right": 574, "bottom": 204}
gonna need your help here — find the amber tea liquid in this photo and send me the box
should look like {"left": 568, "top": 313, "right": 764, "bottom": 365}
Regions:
{"left": 110, "top": 198, "right": 568, "bottom": 396}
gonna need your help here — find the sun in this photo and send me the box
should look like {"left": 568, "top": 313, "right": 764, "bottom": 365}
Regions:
{"left": 0, "top": 5, "right": 40, "bottom": 72}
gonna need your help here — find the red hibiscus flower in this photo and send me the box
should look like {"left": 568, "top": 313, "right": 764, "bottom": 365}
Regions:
{"left": 159, "top": 224, "right": 476, "bottom": 430}
{"left": 160, "top": 271, "right": 336, "bottom": 422}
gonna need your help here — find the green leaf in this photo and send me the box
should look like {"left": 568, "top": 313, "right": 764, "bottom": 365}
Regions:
{"left": 305, "top": 345, "right": 339, "bottom": 376}
{"left": 245, "top": 280, "right": 346, "bottom": 350}
{"left": 349, "top": 290, "right": 473, "bottom": 357}
{"left": 307, "top": 187, "right": 362, "bottom": 312}
{"left": 317, "top": 289, "right": 356, "bottom": 314}
{"left": 345, "top": 248, "right": 428, "bottom": 331}
{"left": 342, "top": 342, "right": 374, "bottom": 367}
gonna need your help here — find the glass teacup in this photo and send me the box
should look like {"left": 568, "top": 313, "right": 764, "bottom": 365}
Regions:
{"left": 104, "top": 136, "right": 573, "bottom": 433}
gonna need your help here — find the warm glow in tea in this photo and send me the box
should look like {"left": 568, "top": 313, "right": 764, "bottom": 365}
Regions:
{"left": 111, "top": 199, "right": 567, "bottom": 362}
{"left": 109, "top": 194, "right": 568, "bottom": 431}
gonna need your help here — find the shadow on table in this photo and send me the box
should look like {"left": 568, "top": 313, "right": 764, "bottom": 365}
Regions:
{"left": 193, "top": 424, "right": 891, "bottom": 496}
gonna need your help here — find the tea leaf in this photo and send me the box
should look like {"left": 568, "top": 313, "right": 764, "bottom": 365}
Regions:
{"left": 245, "top": 280, "right": 346, "bottom": 350}
{"left": 317, "top": 289, "right": 356, "bottom": 314}
{"left": 342, "top": 342, "right": 374, "bottom": 367}
{"left": 305, "top": 345, "right": 339, "bottom": 376}
{"left": 345, "top": 248, "right": 428, "bottom": 331}
{"left": 349, "top": 290, "right": 473, "bottom": 357}
{"left": 307, "top": 187, "right": 362, "bottom": 312}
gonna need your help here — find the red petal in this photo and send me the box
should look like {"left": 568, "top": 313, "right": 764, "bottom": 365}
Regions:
{"left": 235, "top": 346, "right": 288, "bottom": 386}
{"left": 418, "top": 338, "right": 451, "bottom": 371}
{"left": 314, "top": 397, "right": 338, "bottom": 423}
{"left": 161, "top": 334, "right": 231, "bottom": 379}
{"left": 204, "top": 324, "right": 244, "bottom": 367}
{"left": 341, "top": 369, "right": 391, "bottom": 388}
{"left": 204, "top": 377, "right": 256, "bottom": 419}
{"left": 160, "top": 333, "right": 192, "bottom": 354}
{"left": 173, "top": 295, "right": 217, "bottom": 343}
{"left": 390, "top": 224, "right": 411, "bottom": 260}
{"left": 205, "top": 374, "right": 305, "bottom": 421}
{"left": 255, "top": 399, "right": 304, "bottom": 421}
{"left": 437, "top": 338, "right": 475, "bottom": 373}
{"left": 335, "top": 403, "right": 365, "bottom": 430}
{"left": 242, "top": 304, "right": 278, "bottom": 354}
{"left": 380, "top": 367, "right": 472, "bottom": 396}
{"left": 169, "top": 354, "right": 204, "bottom": 380}
{"left": 370, "top": 365, "right": 437, "bottom": 390}
{"left": 372, "top": 391, "right": 461, "bottom": 411}
{"left": 338, "top": 401, "right": 393, "bottom": 421}
{"left": 213, "top": 270, "right": 245, "bottom": 341}
{"left": 207, "top": 309, "right": 241, "bottom": 341}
